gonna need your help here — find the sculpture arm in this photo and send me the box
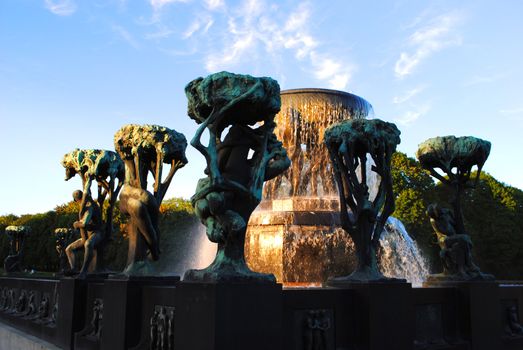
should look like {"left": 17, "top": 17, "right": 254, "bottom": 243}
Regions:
{"left": 74, "top": 206, "right": 93, "bottom": 230}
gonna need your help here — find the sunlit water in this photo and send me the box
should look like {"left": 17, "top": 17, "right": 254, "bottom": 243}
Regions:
{"left": 180, "top": 89, "right": 430, "bottom": 286}
{"left": 380, "top": 217, "right": 430, "bottom": 287}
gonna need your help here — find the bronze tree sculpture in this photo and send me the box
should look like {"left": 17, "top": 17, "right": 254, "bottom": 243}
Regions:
{"left": 416, "top": 136, "right": 494, "bottom": 281}
{"left": 3, "top": 225, "right": 30, "bottom": 273}
{"left": 54, "top": 228, "right": 75, "bottom": 274}
{"left": 61, "top": 149, "right": 124, "bottom": 277}
{"left": 184, "top": 71, "right": 291, "bottom": 282}
{"left": 114, "top": 124, "right": 187, "bottom": 275}
{"left": 324, "top": 119, "right": 401, "bottom": 283}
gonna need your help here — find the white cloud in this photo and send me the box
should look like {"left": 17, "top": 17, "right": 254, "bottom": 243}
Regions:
{"left": 150, "top": 0, "right": 190, "bottom": 11}
{"left": 112, "top": 25, "right": 140, "bottom": 49}
{"left": 182, "top": 16, "right": 214, "bottom": 39}
{"left": 310, "top": 52, "right": 355, "bottom": 89}
{"left": 201, "top": 1, "right": 353, "bottom": 89}
{"left": 395, "top": 104, "right": 431, "bottom": 126}
{"left": 393, "top": 85, "right": 425, "bottom": 104}
{"left": 204, "top": 0, "right": 225, "bottom": 11}
{"left": 44, "top": 0, "right": 77, "bottom": 16}
{"left": 395, "top": 12, "right": 463, "bottom": 78}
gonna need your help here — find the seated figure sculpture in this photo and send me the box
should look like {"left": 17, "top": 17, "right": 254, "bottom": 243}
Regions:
{"left": 417, "top": 136, "right": 494, "bottom": 282}
{"left": 65, "top": 190, "right": 104, "bottom": 279}
{"left": 427, "top": 204, "right": 480, "bottom": 278}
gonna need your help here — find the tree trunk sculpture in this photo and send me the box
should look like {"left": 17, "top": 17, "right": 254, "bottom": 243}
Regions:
{"left": 114, "top": 124, "right": 187, "bottom": 275}
{"left": 184, "top": 72, "right": 291, "bottom": 282}
{"left": 3, "top": 225, "right": 29, "bottom": 273}
{"left": 61, "top": 149, "right": 124, "bottom": 277}
{"left": 416, "top": 136, "right": 494, "bottom": 281}
{"left": 324, "top": 118, "right": 401, "bottom": 283}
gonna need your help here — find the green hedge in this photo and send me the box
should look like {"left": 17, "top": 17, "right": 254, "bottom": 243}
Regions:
{"left": 0, "top": 198, "right": 196, "bottom": 273}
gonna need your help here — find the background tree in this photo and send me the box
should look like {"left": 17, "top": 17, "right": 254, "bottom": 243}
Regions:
{"left": 390, "top": 152, "right": 439, "bottom": 268}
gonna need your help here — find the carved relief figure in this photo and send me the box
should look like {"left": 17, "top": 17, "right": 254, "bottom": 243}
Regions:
{"left": 89, "top": 298, "right": 103, "bottom": 338}
{"left": 505, "top": 305, "right": 523, "bottom": 336}
{"left": 303, "top": 309, "right": 331, "bottom": 350}
{"left": 37, "top": 294, "right": 50, "bottom": 321}
{"left": 150, "top": 309, "right": 159, "bottom": 349}
{"left": 25, "top": 290, "right": 37, "bottom": 317}
{"left": 15, "top": 290, "right": 27, "bottom": 313}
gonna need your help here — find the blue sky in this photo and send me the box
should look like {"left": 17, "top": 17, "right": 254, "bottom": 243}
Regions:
{"left": 1, "top": 0, "right": 523, "bottom": 215}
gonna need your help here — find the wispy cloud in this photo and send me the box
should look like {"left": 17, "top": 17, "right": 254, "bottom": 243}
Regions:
{"left": 112, "top": 25, "right": 140, "bottom": 49}
{"left": 395, "top": 104, "right": 431, "bottom": 126}
{"left": 204, "top": 0, "right": 225, "bottom": 11}
{"left": 44, "top": 0, "right": 77, "bottom": 16}
{"left": 393, "top": 85, "right": 425, "bottom": 104}
{"left": 150, "top": 0, "right": 190, "bottom": 11}
{"left": 201, "top": 0, "right": 354, "bottom": 89}
{"left": 395, "top": 11, "right": 463, "bottom": 78}
{"left": 182, "top": 15, "right": 214, "bottom": 39}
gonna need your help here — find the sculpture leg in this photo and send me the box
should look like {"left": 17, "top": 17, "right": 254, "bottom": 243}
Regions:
{"left": 65, "top": 238, "right": 83, "bottom": 272}
{"left": 78, "top": 233, "right": 103, "bottom": 279}
{"left": 128, "top": 198, "right": 160, "bottom": 261}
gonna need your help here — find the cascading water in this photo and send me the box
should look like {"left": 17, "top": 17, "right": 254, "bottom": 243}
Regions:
{"left": 246, "top": 88, "right": 430, "bottom": 286}
{"left": 380, "top": 217, "right": 430, "bottom": 286}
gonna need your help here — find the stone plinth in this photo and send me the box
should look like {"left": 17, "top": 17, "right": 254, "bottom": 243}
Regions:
{"left": 332, "top": 282, "right": 413, "bottom": 350}
{"left": 100, "top": 276, "right": 180, "bottom": 350}
{"left": 424, "top": 280, "right": 502, "bottom": 350}
{"left": 174, "top": 282, "right": 282, "bottom": 350}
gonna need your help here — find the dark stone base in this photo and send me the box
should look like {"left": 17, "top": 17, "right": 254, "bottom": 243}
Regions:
{"left": 329, "top": 282, "right": 413, "bottom": 350}
{"left": 283, "top": 287, "right": 352, "bottom": 350}
{"left": 1, "top": 276, "right": 523, "bottom": 350}
{"left": 73, "top": 278, "right": 105, "bottom": 350}
{"left": 424, "top": 280, "right": 501, "bottom": 350}
{"left": 100, "top": 275, "right": 179, "bottom": 350}
{"left": 57, "top": 278, "right": 89, "bottom": 350}
{"left": 174, "top": 282, "right": 283, "bottom": 350}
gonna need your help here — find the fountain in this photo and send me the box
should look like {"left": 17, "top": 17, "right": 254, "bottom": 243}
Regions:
{"left": 0, "top": 73, "right": 522, "bottom": 350}
{"left": 245, "top": 88, "right": 429, "bottom": 285}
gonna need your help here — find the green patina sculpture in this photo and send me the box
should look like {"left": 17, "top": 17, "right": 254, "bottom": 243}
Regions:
{"left": 416, "top": 136, "right": 494, "bottom": 281}
{"left": 3, "top": 225, "right": 30, "bottom": 273}
{"left": 61, "top": 149, "right": 124, "bottom": 278}
{"left": 54, "top": 228, "right": 75, "bottom": 274}
{"left": 184, "top": 71, "right": 290, "bottom": 282}
{"left": 324, "top": 118, "right": 401, "bottom": 283}
{"left": 114, "top": 124, "right": 187, "bottom": 275}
